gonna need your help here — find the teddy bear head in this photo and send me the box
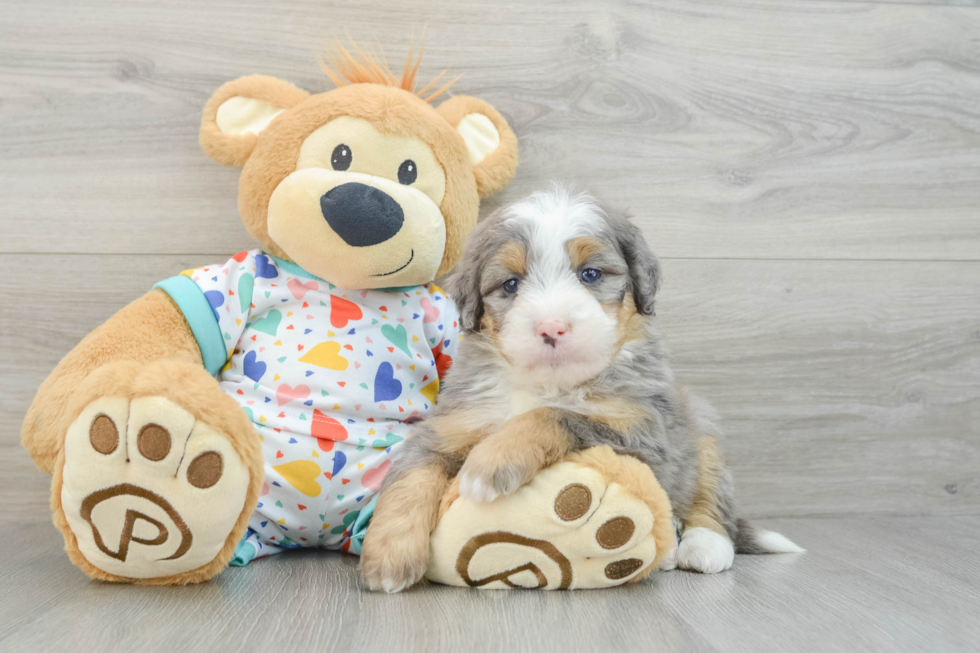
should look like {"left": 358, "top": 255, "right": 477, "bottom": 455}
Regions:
{"left": 199, "top": 45, "right": 518, "bottom": 289}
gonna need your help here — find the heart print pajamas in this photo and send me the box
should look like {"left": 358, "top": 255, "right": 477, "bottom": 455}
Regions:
{"left": 155, "top": 250, "right": 459, "bottom": 563}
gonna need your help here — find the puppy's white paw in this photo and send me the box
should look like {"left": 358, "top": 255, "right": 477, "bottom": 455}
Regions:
{"left": 457, "top": 453, "right": 535, "bottom": 503}
{"left": 659, "top": 541, "right": 679, "bottom": 571}
{"left": 660, "top": 516, "right": 682, "bottom": 570}
{"left": 381, "top": 578, "right": 409, "bottom": 594}
{"left": 677, "top": 527, "right": 735, "bottom": 574}
{"left": 458, "top": 472, "right": 501, "bottom": 503}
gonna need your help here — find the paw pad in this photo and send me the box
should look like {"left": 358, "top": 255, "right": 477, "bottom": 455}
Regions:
{"left": 89, "top": 414, "right": 119, "bottom": 454}
{"left": 137, "top": 424, "right": 172, "bottom": 461}
{"left": 187, "top": 451, "right": 223, "bottom": 489}
{"left": 604, "top": 558, "right": 644, "bottom": 580}
{"left": 557, "top": 484, "right": 637, "bottom": 550}
{"left": 554, "top": 483, "right": 591, "bottom": 521}
{"left": 596, "top": 516, "right": 635, "bottom": 549}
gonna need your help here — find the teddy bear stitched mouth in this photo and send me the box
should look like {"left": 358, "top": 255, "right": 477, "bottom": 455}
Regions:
{"left": 320, "top": 182, "right": 405, "bottom": 247}
{"left": 371, "top": 249, "right": 415, "bottom": 277}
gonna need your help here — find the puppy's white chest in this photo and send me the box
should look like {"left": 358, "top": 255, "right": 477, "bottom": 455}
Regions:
{"left": 501, "top": 382, "right": 586, "bottom": 420}
{"left": 504, "top": 390, "right": 546, "bottom": 420}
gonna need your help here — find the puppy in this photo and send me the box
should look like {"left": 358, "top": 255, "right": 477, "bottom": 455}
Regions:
{"left": 361, "top": 184, "right": 802, "bottom": 592}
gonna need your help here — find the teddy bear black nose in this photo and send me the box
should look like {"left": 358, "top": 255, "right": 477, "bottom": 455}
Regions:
{"left": 320, "top": 182, "right": 405, "bottom": 247}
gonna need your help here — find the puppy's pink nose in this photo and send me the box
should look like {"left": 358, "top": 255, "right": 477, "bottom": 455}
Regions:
{"left": 536, "top": 318, "right": 569, "bottom": 348}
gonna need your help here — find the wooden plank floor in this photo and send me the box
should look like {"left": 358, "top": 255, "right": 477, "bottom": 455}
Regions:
{"left": 1, "top": 0, "right": 978, "bottom": 651}
{"left": 1, "top": 517, "right": 978, "bottom": 653}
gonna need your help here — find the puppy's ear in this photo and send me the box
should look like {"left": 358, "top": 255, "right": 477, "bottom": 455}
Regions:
{"left": 445, "top": 250, "right": 485, "bottom": 333}
{"left": 615, "top": 216, "right": 661, "bottom": 316}
{"left": 200, "top": 75, "right": 310, "bottom": 167}
{"left": 437, "top": 96, "right": 519, "bottom": 198}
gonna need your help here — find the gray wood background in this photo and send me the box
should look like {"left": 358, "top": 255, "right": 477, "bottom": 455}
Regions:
{"left": 1, "top": 0, "right": 978, "bottom": 651}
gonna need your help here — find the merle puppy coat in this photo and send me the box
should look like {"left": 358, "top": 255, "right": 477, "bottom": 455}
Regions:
{"left": 361, "top": 185, "right": 801, "bottom": 592}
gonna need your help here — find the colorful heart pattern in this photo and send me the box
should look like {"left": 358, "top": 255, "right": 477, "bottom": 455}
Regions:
{"left": 299, "top": 341, "right": 348, "bottom": 370}
{"left": 205, "top": 290, "right": 225, "bottom": 321}
{"left": 251, "top": 309, "right": 282, "bottom": 336}
{"left": 276, "top": 383, "right": 310, "bottom": 406}
{"left": 176, "top": 249, "right": 460, "bottom": 557}
{"left": 330, "top": 295, "right": 363, "bottom": 328}
{"left": 420, "top": 296, "right": 440, "bottom": 323}
{"left": 381, "top": 323, "right": 411, "bottom": 357}
{"left": 311, "top": 409, "right": 348, "bottom": 452}
{"left": 243, "top": 350, "right": 266, "bottom": 382}
{"left": 360, "top": 459, "right": 392, "bottom": 492}
{"left": 288, "top": 278, "right": 318, "bottom": 300}
{"left": 373, "top": 362, "right": 402, "bottom": 402}
{"left": 272, "top": 460, "right": 321, "bottom": 498}
{"left": 254, "top": 254, "right": 279, "bottom": 279}
{"left": 237, "top": 274, "right": 255, "bottom": 312}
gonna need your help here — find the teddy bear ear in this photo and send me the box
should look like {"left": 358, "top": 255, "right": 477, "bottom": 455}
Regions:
{"left": 200, "top": 75, "right": 311, "bottom": 167}
{"left": 437, "top": 96, "right": 519, "bottom": 198}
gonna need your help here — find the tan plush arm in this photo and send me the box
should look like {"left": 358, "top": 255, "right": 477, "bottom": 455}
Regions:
{"left": 21, "top": 289, "right": 202, "bottom": 473}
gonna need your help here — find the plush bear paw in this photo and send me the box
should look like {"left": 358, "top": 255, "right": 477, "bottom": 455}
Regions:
{"left": 59, "top": 394, "right": 251, "bottom": 581}
{"left": 426, "top": 446, "right": 675, "bottom": 590}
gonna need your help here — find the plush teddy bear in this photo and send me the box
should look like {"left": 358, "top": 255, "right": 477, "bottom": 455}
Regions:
{"left": 21, "top": 44, "right": 674, "bottom": 589}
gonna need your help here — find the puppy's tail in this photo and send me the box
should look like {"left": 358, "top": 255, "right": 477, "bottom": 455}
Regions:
{"left": 733, "top": 518, "right": 805, "bottom": 555}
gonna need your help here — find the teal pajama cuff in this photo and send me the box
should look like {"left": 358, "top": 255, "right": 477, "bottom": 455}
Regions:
{"left": 154, "top": 275, "right": 227, "bottom": 375}
{"left": 228, "top": 494, "right": 376, "bottom": 567}
{"left": 230, "top": 533, "right": 258, "bottom": 567}
{"left": 348, "top": 494, "right": 378, "bottom": 555}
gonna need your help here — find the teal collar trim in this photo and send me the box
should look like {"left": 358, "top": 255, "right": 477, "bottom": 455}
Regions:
{"left": 269, "top": 254, "right": 423, "bottom": 295}
{"left": 270, "top": 255, "right": 327, "bottom": 283}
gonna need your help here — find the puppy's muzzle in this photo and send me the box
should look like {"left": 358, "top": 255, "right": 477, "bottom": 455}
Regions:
{"left": 537, "top": 318, "right": 569, "bottom": 348}
{"left": 320, "top": 182, "right": 404, "bottom": 247}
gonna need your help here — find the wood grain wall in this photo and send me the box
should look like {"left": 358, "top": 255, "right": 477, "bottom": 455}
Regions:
{"left": 2, "top": 0, "right": 978, "bottom": 522}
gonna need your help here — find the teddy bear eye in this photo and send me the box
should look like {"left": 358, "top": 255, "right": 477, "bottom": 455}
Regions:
{"left": 398, "top": 159, "right": 417, "bottom": 185}
{"left": 331, "top": 144, "right": 352, "bottom": 171}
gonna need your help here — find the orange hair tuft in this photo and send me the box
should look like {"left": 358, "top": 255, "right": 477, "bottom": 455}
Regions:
{"left": 319, "top": 36, "right": 460, "bottom": 104}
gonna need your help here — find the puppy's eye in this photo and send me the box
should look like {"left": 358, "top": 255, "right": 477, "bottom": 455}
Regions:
{"left": 398, "top": 159, "right": 418, "bottom": 185}
{"left": 332, "top": 144, "right": 352, "bottom": 171}
{"left": 503, "top": 278, "right": 519, "bottom": 294}
{"left": 581, "top": 268, "right": 602, "bottom": 284}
